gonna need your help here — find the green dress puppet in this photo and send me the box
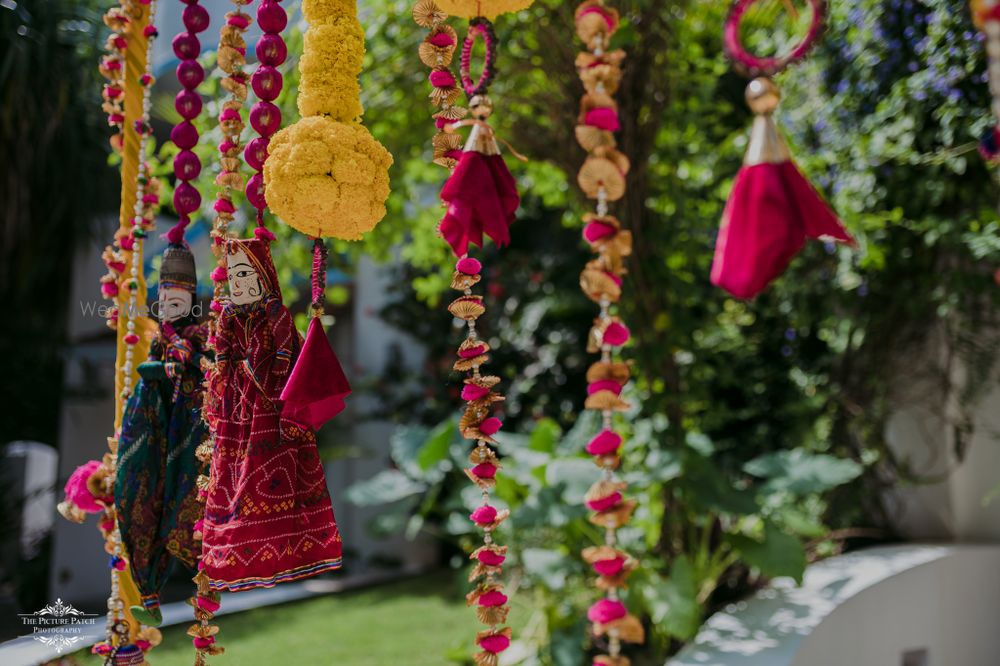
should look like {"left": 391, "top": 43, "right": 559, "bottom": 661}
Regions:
{"left": 115, "top": 243, "right": 210, "bottom": 626}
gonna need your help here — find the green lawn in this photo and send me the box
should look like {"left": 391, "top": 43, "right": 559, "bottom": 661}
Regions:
{"left": 69, "top": 572, "right": 504, "bottom": 666}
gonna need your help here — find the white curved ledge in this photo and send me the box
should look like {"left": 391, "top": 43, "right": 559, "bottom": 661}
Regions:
{"left": 668, "top": 544, "right": 1000, "bottom": 666}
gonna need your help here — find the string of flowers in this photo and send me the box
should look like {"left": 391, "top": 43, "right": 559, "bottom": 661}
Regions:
{"left": 207, "top": 0, "right": 254, "bottom": 325}
{"left": 90, "top": 0, "right": 165, "bottom": 662}
{"left": 572, "top": 2, "right": 646, "bottom": 663}
{"left": 165, "top": 0, "right": 210, "bottom": 245}
{"left": 973, "top": 0, "right": 1000, "bottom": 168}
{"left": 412, "top": 2, "right": 534, "bottom": 664}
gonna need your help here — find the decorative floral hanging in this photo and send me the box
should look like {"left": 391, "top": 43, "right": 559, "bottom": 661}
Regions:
{"left": 711, "top": 0, "right": 853, "bottom": 299}
{"left": 572, "top": 2, "right": 645, "bottom": 663}
{"left": 972, "top": 0, "right": 1000, "bottom": 165}
{"left": 412, "top": 1, "right": 530, "bottom": 664}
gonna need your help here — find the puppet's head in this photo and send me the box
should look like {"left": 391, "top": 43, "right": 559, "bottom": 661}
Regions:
{"left": 158, "top": 244, "right": 197, "bottom": 323}
{"left": 225, "top": 236, "right": 280, "bottom": 306}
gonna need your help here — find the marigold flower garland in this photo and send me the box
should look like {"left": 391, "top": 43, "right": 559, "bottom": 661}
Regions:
{"left": 572, "top": 3, "right": 646, "bottom": 663}
{"left": 263, "top": 0, "right": 392, "bottom": 240}
{"left": 413, "top": 2, "right": 532, "bottom": 664}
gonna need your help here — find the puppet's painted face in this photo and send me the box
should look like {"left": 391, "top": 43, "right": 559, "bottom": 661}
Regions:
{"left": 227, "top": 248, "right": 264, "bottom": 305}
{"left": 158, "top": 287, "right": 193, "bottom": 323}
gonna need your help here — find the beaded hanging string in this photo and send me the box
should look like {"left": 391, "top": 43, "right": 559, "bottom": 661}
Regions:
{"left": 165, "top": 0, "right": 210, "bottom": 245}
{"left": 208, "top": 0, "right": 254, "bottom": 323}
{"left": 89, "top": 0, "right": 165, "bottom": 662}
{"left": 413, "top": 2, "right": 534, "bottom": 664}
{"left": 572, "top": 2, "right": 646, "bottom": 662}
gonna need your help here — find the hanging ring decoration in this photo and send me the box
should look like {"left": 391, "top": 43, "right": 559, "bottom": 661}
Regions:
{"left": 723, "top": 0, "right": 825, "bottom": 76}
{"left": 460, "top": 17, "right": 498, "bottom": 97}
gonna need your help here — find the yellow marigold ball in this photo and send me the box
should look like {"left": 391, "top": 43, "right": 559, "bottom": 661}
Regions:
{"left": 264, "top": 117, "right": 393, "bottom": 240}
{"left": 435, "top": 0, "right": 535, "bottom": 19}
{"left": 297, "top": 18, "right": 365, "bottom": 120}
{"left": 301, "top": 0, "right": 356, "bottom": 24}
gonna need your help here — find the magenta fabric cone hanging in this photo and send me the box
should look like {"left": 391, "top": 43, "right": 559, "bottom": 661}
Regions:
{"left": 281, "top": 316, "right": 352, "bottom": 430}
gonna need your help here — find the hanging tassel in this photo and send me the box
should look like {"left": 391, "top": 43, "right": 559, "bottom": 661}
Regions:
{"left": 280, "top": 239, "right": 352, "bottom": 430}
{"left": 711, "top": 77, "right": 854, "bottom": 299}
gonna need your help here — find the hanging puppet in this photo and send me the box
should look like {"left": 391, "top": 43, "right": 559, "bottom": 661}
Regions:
{"left": 115, "top": 243, "right": 209, "bottom": 627}
{"left": 711, "top": 0, "right": 853, "bottom": 299}
{"left": 200, "top": 231, "right": 343, "bottom": 592}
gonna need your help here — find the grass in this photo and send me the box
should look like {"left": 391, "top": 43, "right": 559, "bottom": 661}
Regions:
{"left": 67, "top": 571, "right": 500, "bottom": 666}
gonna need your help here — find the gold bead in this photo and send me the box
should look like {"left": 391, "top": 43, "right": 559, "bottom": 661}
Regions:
{"left": 745, "top": 77, "right": 780, "bottom": 115}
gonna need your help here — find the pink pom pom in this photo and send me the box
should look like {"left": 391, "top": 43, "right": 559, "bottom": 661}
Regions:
{"left": 165, "top": 220, "right": 189, "bottom": 245}
{"left": 477, "top": 550, "right": 506, "bottom": 566}
{"left": 193, "top": 519, "right": 205, "bottom": 533}
{"left": 218, "top": 139, "right": 236, "bottom": 154}
{"left": 587, "top": 379, "right": 623, "bottom": 396}
{"left": 456, "top": 257, "right": 482, "bottom": 274}
{"left": 143, "top": 25, "right": 158, "bottom": 39}
{"left": 124, "top": 333, "right": 140, "bottom": 346}
{"left": 471, "top": 463, "right": 497, "bottom": 479}
{"left": 257, "top": 2, "right": 288, "bottom": 33}
{"left": 175, "top": 90, "right": 203, "bottom": 120}
{"left": 100, "top": 518, "right": 116, "bottom": 533}
{"left": 135, "top": 640, "right": 151, "bottom": 652}
{"left": 174, "top": 150, "right": 201, "bottom": 181}
{"left": 64, "top": 461, "right": 107, "bottom": 513}
{"left": 603, "top": 322, "right": 630, "bottom": 346}
{"left": 579, "top": 5, "right": 617, "bottom": 30}
{"left": 104, "top": 86, "right": 122, "bottom": 99}
{"left": 227, "top": 13, "right": 251, "bottom": 29}
{"left": 211, "top": 266, "right": 227, "bottom": 282}
{"left": 479, "top": 634, "right": 511, "bottom": 654}
{"left": 182, "top": 3, "right": 210, "bottom": 33}
{"left": 244, "top": 137, "right": 269, "bottom": 171}
{"left": 112, "top": 35, "right": 127, "bottom": 50}
{"left": 246, "top": 172, "right": 267, "bottom": 210}
{"left": 108, "top": 113, "right": 125, "bottom": 124}
{"left": 254, "top": 225, "right": 277, "bottom": 241}
{"left": 256, "top": 33, "right": 287, "bottom": 66}
{"left": 470, "top": 505, "right": 497, "bottom": 525}
{"left": 252, "top": 66, "right": 283, "bottom": 102}
{"left": 459, "top": 344, "right": 487, "bottom": 359}
{"left": 593, "top": 556, "right": 627, "bottom": 577}
{"left": 461, "top": 384, "right": 490, "bottom": 401}
{"left": 101, "top": 282, "right": 119, "bottom": 298}
{"left": 170, "top": 121, "right": 199, "bottom": 150}
{"left": 193, "top": 636, "right": 216, "bottom": 649}
{"left": 219, "top": 107, "right": 241, "bottom": 123}
{"left": 250, "top": 101, "right": 281, "bottom": 137}
{"left": 435, "top": 117, "right": 453, "bottom": 130}
{"left": 196, "top": 595, "right": 221, "bottom": 613}
{"left": 478, "top": 590, "right": 508, "bottom": 607}
{"left": 429, "top": 32, "right": 456, "bottom": 47}
{"left": 119, "top": 235, "right": 135, "bottom": 251}
{"left": 584, "top": 107, "right": 620, "bottom": 132}
{"left": 106, "top": 261, "right": 126, "bottom": 274}
{"left": 586, "top": 429, "right": 622, "bottom": 456}
{"left": 113, "top": 557, "right": 127, "bottom": 571}
{"left": 176, "top": 60, "right": 205, "bottom": 89}
{"left": 213, "top": 198, "right": 236, "bottom": 214}
{"left": 586, "top": 491, "right": 622, "bottom": 512}
{"left": 172, "top": 32, "right": 200, "bottom": 61}
{"left": 142, "top": 193, "right": 159, "bottom": 205}
{"left": 587, "top": 598, "right": 627, "bottom": 624}
{"left": 479, "top": 417, "right": 502, "bottom": 436}
{"left": 93, "top": 644, "right": 113, "bottom": 656}
{"left": 210, "top": 301, "right": 224, "bottom": 313}
{"left": 583, "top": 220, "right": 617, "bottom": 244}
{"left": 429, "top": 70, "right": 456, "bottom": 88}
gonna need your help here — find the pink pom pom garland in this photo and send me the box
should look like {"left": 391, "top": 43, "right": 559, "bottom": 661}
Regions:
{"left": 573, "top": 0, "right": 645, "bottom": 658}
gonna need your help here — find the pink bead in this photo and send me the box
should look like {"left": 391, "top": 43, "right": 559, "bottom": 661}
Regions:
{"left": 461, "top": 384, "right": 490, "bottom": 401}
{"left": 586, "top": 429, "right": 622, "bottom": 456}
{"left": 479, "top": 417, "right": 502, "bottom": 436}
{"left": 124, "top": 333, "right": 140, "bottom": 345}
{"left": 112, "top": 35, "right": 127, "bottom": 50}
{"left": 603, "top": 322, "right": 630, "bottom": 346}
{"left": 213, "top": 198, "right": 236, "bottom": 214}
{"left": 257, "top": 2, "right": 288, "bottom": 33}
{"left": 583, "top": 220, "right": 617, "bottom": 243}
{"left": 211, "top": 266, "right": 227, "bottom": 282}
{"left": 256, "top": 34, "right": 287, "bottom": 66}
{"left": 173, "top": 150, "right": 201, "bottom": 181}
{"left": 587, "top": 598, "right": 627, "bottom": 624}
{"left": 586, "top": 491, "right": 622, "bottom": 512}
{"left": 219, "top": 139, "right": 236, "bottom": 154}
{"left": 435, "top": 117, "right": 453, "bottom": 130}
{"left": 170, "top": 121, "right": 199, "bottom": 150}
{"left": 250, "top": 101, "right": 281, "bottom": 136}
{"left": 172, "top": 32, "right": 200, "bottom": 61}
{"left": 479, "top": 634, "right": 511, "bottom": 654}
{"left": 587, "top": 379, "right": 622, "bottom": 396}
{"left": 459, "top": 344, "right": 487, "bottom": 359}
{"left": 456, "top": 257, "right": 482, "bottom": 274}
{"left": 193, "top": 637, "right": 215, "bottom": 649}
{"left": 429, "top": 69, "right": 456, "bottom": 88}
{"left": 135, "top": 640, "right": 151, "bottom": 651}
{"left": 471, "top": 462, "right": 497, "bottom": 479}
{"left": 246, "top": 172, "right": 267, "bottom": 210}
{"left": 108, "top": 113, "right": 125, "bottom": 124}
{"left": 174, "top": 90, "right": 203, "bottom": 120}
{"left": 477, "top": 549, "right": 506, "bottom": 566}
{"left": 227, "top": 13, "right": 251, "bottom": 29}
{"left": 470, "top": 505, "right": 497, "bottom": 525}
{"left": 176, "top": 60, "right": 205, "bottom": 89}
{"left": 101, "top": 282, "right": 119, "bottom": 298}
{"left": 251, "top": 66, "right": 283, "bottom": 102}
{"left": 210, "top": 301, "right": 223, "bottom": 313}
{"left": 584, "top": 107, "right": 620, "bottom": 132}
{"left": 120, "top": 235, "right": 135, "bottom": 251}
{"left": 244, "top": 137, "right": 269, "bottom": 171}
{"left": 196, "top": 596, "right": 221, "bottom": 613}
{"left": 182, "top": 4, "right": 210, "bottom": 33}
{"left": 143, "top": 25, "right": 158, "bottom": 39}
{"left": 593, "top": 556, "right": 626, "bottom": 577}
{"left": 219, "top": 107, "right": 241, "bottom": 123}
{"left": 104, "top": 85, "right": 122, "bottom": 98}
{"left": 478, "top": 590, "right": 508, "bottom": 607}
{"left": 429, "top": 31, "right": 455, "bottom": 47}
{"left": 173, "top": 182, "right": 201, "bottom": 216}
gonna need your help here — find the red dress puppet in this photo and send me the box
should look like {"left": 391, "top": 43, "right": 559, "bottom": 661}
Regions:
{"left": 201, "top": 235, "right": 343, "bottom": 592}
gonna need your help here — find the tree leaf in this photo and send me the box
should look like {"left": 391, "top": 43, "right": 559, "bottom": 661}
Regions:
{"left": 726, "top": 521, "right": 807, "bottom": 583}
{"left": 529, "top": 417, "right": 563, "bottom": 453}
{"left": 645, "top": 555, "right": 702, "bottom": 640}
{"left": 416, "top": 418, "right": 455, "bottom": 471}
{"left": 344, "top": 469, "right": 425, "bottom": 507}
{"left": 744, "top": 449, "right": 862, "bottom": 495}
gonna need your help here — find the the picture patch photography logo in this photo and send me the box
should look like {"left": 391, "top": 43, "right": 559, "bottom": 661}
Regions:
{"left": 18, "top": 598, "right": 99, "bottom": 653}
